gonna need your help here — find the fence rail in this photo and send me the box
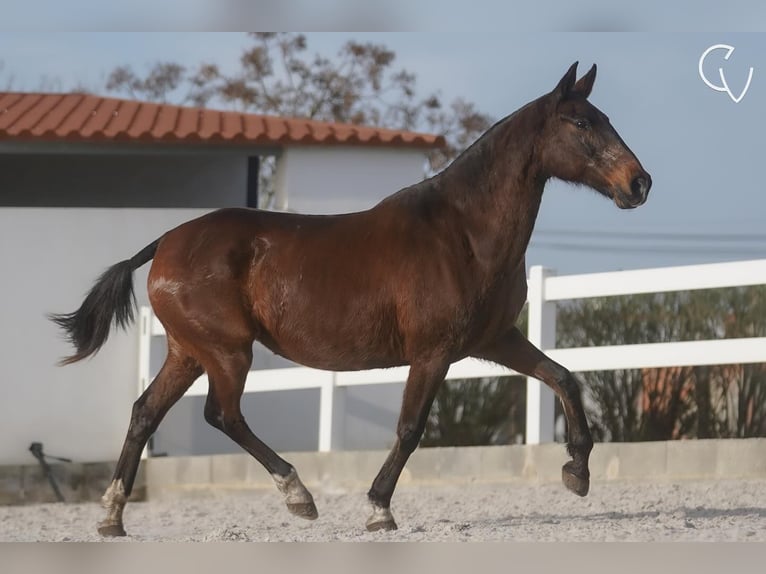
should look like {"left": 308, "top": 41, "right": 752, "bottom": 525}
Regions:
{"left": 138, "top": 258, "right": 766, "bottom": 453}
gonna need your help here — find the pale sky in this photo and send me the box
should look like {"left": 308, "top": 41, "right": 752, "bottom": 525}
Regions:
{"left": 1, "top": 32, "right": 764, "bottom": 273}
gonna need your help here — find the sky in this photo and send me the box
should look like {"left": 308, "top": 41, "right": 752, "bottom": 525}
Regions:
{"left": 1, "top": 32, "right": 765, "bottom": 274}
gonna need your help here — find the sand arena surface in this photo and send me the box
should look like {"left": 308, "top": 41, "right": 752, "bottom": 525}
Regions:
{"left": 1, "top": 479, "right": 764, "bottom": 542}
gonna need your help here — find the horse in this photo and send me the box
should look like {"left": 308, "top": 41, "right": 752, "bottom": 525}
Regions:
{"left": 51, "top": 62, "right": 651, "bottom": 537}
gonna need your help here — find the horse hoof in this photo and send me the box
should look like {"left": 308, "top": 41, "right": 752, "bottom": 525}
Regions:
{"left": 287, "top": 501, "right": 319, "bottom": 520}
{"left": 97, "top": 522, "right": 127, "bottom": 537}
{"left": 366, "top": 504, "right": 398, "bottom": 532}
{"left": 562, "top": 462, "right": 589, "bottom": 497}
{"left": 366, "top": 518, "right": 398, "bottom": 532}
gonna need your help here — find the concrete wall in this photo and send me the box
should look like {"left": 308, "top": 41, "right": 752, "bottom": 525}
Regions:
{"left": 275, "top": 146, "right": 427, "bottom": 214}
{"left": 142, "top": 439, "right": 766, "bottom": 500}
{"left": 0, "top": 154, "right": 248, "bottom": 207}
{"left": 4, "top": 439, "right": 763, "bottom": 505}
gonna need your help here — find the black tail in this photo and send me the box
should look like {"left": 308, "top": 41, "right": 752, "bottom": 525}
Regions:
{"left": 50, "top": 239, "right": 160, "bottom": 365}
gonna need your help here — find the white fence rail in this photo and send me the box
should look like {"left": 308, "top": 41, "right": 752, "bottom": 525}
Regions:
{"left": 137, "top": 258, "right": 766, "bottom": 453}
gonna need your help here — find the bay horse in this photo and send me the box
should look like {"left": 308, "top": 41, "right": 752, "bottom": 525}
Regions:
{"left": 52, "top": 62, "right": 651, "bottom": 537}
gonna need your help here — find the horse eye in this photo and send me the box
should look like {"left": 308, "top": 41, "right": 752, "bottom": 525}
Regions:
{"left": 576, "top": 119, "right": 590, "bottom": 130}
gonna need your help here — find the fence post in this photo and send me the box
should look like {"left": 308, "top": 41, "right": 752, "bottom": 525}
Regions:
{"left": 526, "top": 266, "right": 557, "bottom": 444}
{"left": 318, "top": 374, "right": 345, "bottom": 452}
{"left": 138, "top": 306, "right": 152, "bottom": 458}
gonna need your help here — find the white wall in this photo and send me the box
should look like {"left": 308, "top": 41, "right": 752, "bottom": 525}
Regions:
{"left": 276, "top": 146, "right": 427, "bottom": 214}
{"left": 0, "top": 208, "right": 212, "bottom": 464}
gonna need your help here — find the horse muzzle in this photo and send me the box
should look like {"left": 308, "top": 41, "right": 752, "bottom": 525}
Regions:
{"left": 614, "top": 171, "right": 652, "bottom": 209}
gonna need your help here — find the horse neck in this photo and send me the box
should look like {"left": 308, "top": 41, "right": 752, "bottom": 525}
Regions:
{"left": 439, "top": 99, "right": 549, "bottom": 269}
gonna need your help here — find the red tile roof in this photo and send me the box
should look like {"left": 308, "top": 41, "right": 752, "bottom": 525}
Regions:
{"left": 0, "top": 92, "right": 445, "bottom": 150}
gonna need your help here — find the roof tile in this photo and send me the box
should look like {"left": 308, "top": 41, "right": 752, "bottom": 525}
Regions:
{"left": 198, "top": 109, "right": 220, "bottom": 140}
{"left": 126, "top": 103, "right": 158, "bottom": 139}
{"left": 80, "top": 97, "right": 119, "bottom": 138}
{"left": 150, "top": 105, "right": 179, "bottom": 139}
{"left": 175, "top": 105, "right": 201, "bottom": 139}
{"left": 17, "top": 94, "right": 63, "bottom": 135}
{"left": 56, "top": 94, "right": 97, "bottom": 136}
{"left": 102, "top": 99, "right": 139, "bottom": 138}
{"left": 1, "top": 93, "right": 45, "bottom": 134}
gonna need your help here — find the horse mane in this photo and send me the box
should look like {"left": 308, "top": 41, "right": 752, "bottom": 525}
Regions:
{"left": 382, "top": 96, "right": 547, "bottom": 208}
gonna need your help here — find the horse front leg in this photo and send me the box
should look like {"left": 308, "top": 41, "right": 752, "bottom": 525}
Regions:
{"left": 475, "top": 327, "right": 593, "bottom": 496}
{"left": 366, "top": 357, "right": 449, "bottom": 531}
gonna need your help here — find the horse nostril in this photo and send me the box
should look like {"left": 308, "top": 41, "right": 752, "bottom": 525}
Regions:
{"left": 631, "top": 174, "right": 651, "bottom": 198}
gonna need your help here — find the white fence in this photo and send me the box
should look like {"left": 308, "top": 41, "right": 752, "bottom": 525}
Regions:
{"left": 137, "top": 259, "right": 766, "bottom": 453}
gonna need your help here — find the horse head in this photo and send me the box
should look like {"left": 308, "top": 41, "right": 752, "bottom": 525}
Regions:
{"left": 540, "top": 62, "right": 652, "bottom": 209}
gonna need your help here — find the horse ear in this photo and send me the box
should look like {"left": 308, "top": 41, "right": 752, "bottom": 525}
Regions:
{"left": 553, "top": 62, "right": 579, "bottom": 101}
{"left": 572, "top": 64, "right": 597, "bottom": 98}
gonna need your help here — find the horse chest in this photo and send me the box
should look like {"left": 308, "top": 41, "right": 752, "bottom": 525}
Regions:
{"left": 461, "top": 267, "right": 528, "bottom": 345}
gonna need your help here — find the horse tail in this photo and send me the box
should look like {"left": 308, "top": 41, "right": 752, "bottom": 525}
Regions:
{"left": 50, "top": 239, "right": 161, "bottom": 365}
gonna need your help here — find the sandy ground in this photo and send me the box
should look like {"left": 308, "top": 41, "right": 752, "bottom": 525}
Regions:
{"left": 1, "top": 479, "right": 764, "bottom": 542}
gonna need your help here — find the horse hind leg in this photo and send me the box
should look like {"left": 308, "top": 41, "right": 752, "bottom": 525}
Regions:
{"left": 201, "top": 348, "right": 318, "bottom": 521}
{"left": 98, "top": 345, "right": 202, "bottom": 537}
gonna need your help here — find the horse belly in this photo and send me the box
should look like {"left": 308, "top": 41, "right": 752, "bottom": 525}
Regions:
{"left": 252, "top": 284, "right": 405, "bottom": 371}
{"left": 258, "top": 318, "right": 406, "bottom": 371}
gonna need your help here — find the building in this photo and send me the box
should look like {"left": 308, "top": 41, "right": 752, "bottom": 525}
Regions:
{"left": 0, "top": 92, "right": 444, "bottom": 464}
